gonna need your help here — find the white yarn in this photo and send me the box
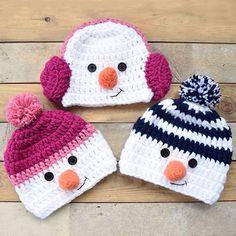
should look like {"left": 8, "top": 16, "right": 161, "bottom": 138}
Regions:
{"left": 62, "top": 21, "right": 153, "bottom": 107}
{"left": 143, "top": 99, "right": 229, "bottom": 131}
{"left": 141, "top": 113, "right": 232, "bottom": 151}
{"left": 15, "top": 131, "right": 117, "bottom": 219}
{"left": 119, "top": 131, "right": 230, "bottom": 205}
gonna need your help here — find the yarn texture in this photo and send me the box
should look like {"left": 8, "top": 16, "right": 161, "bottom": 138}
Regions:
{"left": 4, "top": 93, "right": 117, "bottom": 219}
{"left": 119, "top": 75, "right": 232, "bottom": 204}
{"left": 40, "top": 18, "right": 172, "bottom": 107}
{"left": 40, "top": 56, "right": 71, "bottom": 103}
{"left": 179, "top": 74, "right": 221, "bottom": 107}
{"left": 145, "top": 53, "right": 172, "bottom": 101}
{"left": 6, "top": 93, "right": 42, "bottom": 128}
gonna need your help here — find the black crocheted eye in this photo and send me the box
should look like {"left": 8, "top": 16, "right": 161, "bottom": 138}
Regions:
{"left": 188, "top": 158, "right": 198, "bottom": 168}
{"left": 68, "top": 156, "right": 77, "bottom": 165}
{"left": 87, "top": 63, "right": 97, "bottom": 72}
{"left": 161, "top": 148, "right": 170, "bottom": 158}
{"left": 44, "top": 172, "right": 54, "bottom": 181}
{"left": 118, "top": 62, "right": 127, "bottom": 72}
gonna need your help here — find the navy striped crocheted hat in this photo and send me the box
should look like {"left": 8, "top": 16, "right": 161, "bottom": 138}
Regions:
{"left": 119, "top": 75, "right": 232, "bottom": 204}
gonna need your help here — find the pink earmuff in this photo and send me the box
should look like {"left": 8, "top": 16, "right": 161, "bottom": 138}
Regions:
{"left": 145, "top": 53, "right": 172, "bottom": 101}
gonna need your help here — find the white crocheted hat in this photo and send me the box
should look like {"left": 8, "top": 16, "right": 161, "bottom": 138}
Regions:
{"left": 119, "top": 75, "right": 233, "bottom": 204}
{"left": 40, "top": 18, "right": 172, "bottom": 107}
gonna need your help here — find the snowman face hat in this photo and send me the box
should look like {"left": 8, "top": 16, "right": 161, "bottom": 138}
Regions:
{"left": 15, "top": 131, "right": 116, "bottom": 219}
{"left": 40, "top": 18, "right": 172, "bottom": 107}
{"left": 4, "top": 94, "right": 117, "bottom": 219}
{"left": 119, "top": 75, "right": 233, "bottom": 204}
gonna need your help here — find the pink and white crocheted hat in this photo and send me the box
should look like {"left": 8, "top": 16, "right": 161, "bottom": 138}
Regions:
{"left": 4, "top": 94, "right": 116, "bottom": 219}
{"left": 40, "top": 18, "right": 172, "bottom": 107}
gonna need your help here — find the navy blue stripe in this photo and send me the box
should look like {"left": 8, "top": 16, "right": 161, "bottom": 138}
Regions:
{"left": 148, "top": 100, "right": 230, "bottom": 139}
{"left": 151, "top": 99, "right": 220, "bottom": 124}
{"left": 133, "top": 118, "right": 232, "bottom": 165}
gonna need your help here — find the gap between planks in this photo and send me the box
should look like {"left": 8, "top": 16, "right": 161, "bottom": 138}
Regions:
{"left": 0, "top": 163, "right": 236, "bottom": 203}
{"left": 1, "top": 43, "right": 236, "bottom": 83}
{"left": 0, "top": 83, "right": 235, "bottom": 122}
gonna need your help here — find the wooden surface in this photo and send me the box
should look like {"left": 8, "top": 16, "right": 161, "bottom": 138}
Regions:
{"left": 1, "top": 43, "right": 236, "bottom": 83}
{"left": 1, "top": 0, "right": 236, "bottom": 42}
{"left": 0, "top": 83, "right": 235, "bottom": 122}
{"left": 0, "top": 1, "right": 236, "bottom": 235}
{"left": 0, "top": 203, "right": 236, "bottom": 236}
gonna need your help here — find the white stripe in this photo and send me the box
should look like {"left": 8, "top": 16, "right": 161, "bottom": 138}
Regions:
{"left": 142, "top": 99, "right": 229, "bottom": 131}
{"left": 140, "top": 111, "right": 232, "bottom": 151}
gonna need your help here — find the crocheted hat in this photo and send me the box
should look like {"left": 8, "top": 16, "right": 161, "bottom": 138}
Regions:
{"left": 40, "top": 18, "right": 172, "bottom": 107}
{"left": 119, "top": 75, "right": 232, "bottom": 204}
{"left": 4, "top": 94, "right": 117, "bottom": 219}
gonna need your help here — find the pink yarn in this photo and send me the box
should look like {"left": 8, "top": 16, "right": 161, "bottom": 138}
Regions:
{"left": 10, "top": 125, "right": 96, "bottom": 186}
{"left": 6, "top": 94, "right": 43, "bottom": 128}
{"left": 145, "top": 53, "right": 172, "bottom": 101}
{"left": 59, "top": 18, "right": 150, "bottom": 57}
{"left": 4, "top": 110, "right": 89, "bottom": 177}
{"left": 40, "top": 56, "right": 71, "bottom": 103}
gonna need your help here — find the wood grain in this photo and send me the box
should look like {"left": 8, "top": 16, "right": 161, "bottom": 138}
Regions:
{"left": 0, "top": 203, "right": 70, "bottom": 236}
{"left": 70, "top": 203, "right": 236, "bottom": 236}
{"left": 1, "top": 43, "right": 236, "bottom": 83}
{"left": 1, "top": 123, "right": 236, "bottom": 161}
{"left": 0, "top": 162, "right": 236, "bottom": 203}
{"left": 0, "top": 83, "right": 235, "bottom": 122}
{"left": 0, "top": 202, "right": 236, "bottom": 236}
{"left": 1, "top": 0, "right": 236, "bottom": 42}
{"left": 0, "top": 0, "right": 236, "bottom": 234}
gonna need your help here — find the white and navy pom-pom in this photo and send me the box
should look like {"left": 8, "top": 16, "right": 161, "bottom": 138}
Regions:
{"left": 179, "top": 75, "right": 221, "bottom": 107}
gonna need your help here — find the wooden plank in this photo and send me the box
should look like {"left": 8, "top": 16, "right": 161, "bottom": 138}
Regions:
{"left": 1, "top": 0, "right": 236, "bottom": 42}
{"left": 0, "top": 203, "right": 69, "bottom": 235}
{"left": 0, "top": 83, "right": 235, "bottom": 122}
{"left": 0, "top": 43, "right": 58, "bottom": 83}
{"left": 1, "top": 43, "right": 236, "bottom": 83}
{"left": 0, "top": 203, "right": 235, "bottom": 236}
{"left": 1, "top": 123, "right": 236, "bottom": 161}
{"left": 0, "top": 162, "right": 236, "bottom": 203}
{"left": 70, "top": 203, "right": 236, "bottom": 236}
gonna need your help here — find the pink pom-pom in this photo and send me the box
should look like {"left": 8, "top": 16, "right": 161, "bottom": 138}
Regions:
{"left": 6, "top": 93, "right": 43, "bottom": 128}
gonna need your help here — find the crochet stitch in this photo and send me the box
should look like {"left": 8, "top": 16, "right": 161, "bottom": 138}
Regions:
{"left": 4, "top": 94, "right": 117, "bottom": 219}
{"left": 119, "top": 75, "right": 232, "bottom": 204}
{"left": 40, "top": 18, "right": 172, "bottom": 107}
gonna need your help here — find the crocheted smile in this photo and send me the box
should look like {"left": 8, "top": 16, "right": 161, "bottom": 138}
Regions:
{"left": 170, "top": 181, "right": 187, "bottom": 186}
{"left": 40, "top": 18, "right": 172, "bottom": 107}
{"left": 110, "top": 88, "right": 124, "bottom": 98}
{"left": 77, "top": 176, "right": 88, "bottom": 191}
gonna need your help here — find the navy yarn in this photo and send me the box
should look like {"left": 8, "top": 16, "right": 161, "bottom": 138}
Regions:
{"left": 151, "top": 99, "right": 221, "bottom": 124}
{"left": 133, "top": 118, "right": 232, "bottom": 165}
{"left": 148, "top": 100, "right": 230, "bottom": 138}
{"left": 179, "top": 75, "right": 221, "bottom": 107}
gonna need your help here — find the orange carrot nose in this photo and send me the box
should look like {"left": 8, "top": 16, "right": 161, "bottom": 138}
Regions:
{"left": 99, "top": 67, "right": 118, "bottom": 89}
{"left": 59, "top": 170, "right": 80, "bottom": 191}
{"left": 164, "top": 160, "right": 186, "bottom": 182}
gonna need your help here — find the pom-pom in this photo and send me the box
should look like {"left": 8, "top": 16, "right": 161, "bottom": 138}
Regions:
{"left": 179, "top": 75, "right": 221, "bottom": 107}
{"left": 6, "top": 93, "right": 43, "bottom": 128}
